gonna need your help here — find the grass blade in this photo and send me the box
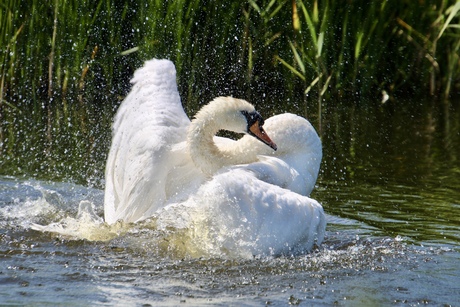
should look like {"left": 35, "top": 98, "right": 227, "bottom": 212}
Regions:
{"left": 437, "top": 1, "right": 460, "bottom": 39}
{"left": 289, "top": 41, "right": 306, "bottom": 74}
{"left": 317, "top": 32, "right": 324, "bottom": 58}
{"left": 276, "top": 55, "right": 306, "bottom": 81}
{"left": 300, "top": 1, "right": 317, "bottom": 47}
{"left": 304, "top": 73, "right": 322, "bottom": 94}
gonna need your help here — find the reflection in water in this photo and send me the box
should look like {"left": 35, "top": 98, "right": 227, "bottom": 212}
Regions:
{"left": 316, "top": 179, "right": 460, "bottom": 246}
{"left": 321, "top": 101, "right": 459, "bottom": 184}
{"left": 0, "top": 101, "right": 459, "bottom": 305}
{"left": 317, "top": 101, "right": 460, "bottom": 247}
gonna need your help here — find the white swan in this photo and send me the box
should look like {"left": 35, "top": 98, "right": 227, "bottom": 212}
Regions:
{"left": 155, "top": 112, "right": 325, "bottom": 256}
{"left": 104, "top": 59, "right": 325, "bottom": 255}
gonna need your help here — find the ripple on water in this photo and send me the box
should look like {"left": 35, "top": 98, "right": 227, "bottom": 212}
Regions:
{"left": 1, "top": 177, "right": 459, "bottom": 305}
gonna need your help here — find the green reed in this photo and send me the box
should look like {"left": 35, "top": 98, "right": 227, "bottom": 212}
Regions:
{"left": 0, "top": 0, "right": 138, "bottom": 184}
{"left": 0, "top": 0, "right": 459, "bottom": 185}
{"left": 396, "top": 1, "right": 460, "bottom": 100}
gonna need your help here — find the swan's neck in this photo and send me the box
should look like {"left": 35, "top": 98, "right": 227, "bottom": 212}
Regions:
{"left": 187, "top": 114, "right": 253, "bottom": 175}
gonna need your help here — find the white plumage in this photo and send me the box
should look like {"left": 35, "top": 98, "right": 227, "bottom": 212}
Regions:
{"left": 104, "top": 59, "right": 190, "bottom": 223}
{"left": 104, "top": 58, "right": 325, "bottom": 255}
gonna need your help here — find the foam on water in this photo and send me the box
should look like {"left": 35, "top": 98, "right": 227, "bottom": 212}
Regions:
{"left": 0, "top": 177, "right": 118, "bottom": 240}
{"left": 0, "top": 177, "right": 456, "bottom": 262}
{"left": 1, "top": 177, "right": 321, "bottom": 259}
{"left": 0, "top": 178, "right": 253, "bottom": 258}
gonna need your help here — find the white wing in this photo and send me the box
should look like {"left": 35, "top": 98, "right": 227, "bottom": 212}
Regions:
{"left": 104, "top": 59, "right": 191, "bottom": 224}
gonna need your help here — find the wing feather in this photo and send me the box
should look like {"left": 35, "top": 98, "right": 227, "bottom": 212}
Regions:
{"left": 104, "top": 59, "right": 190, "bottom": 224}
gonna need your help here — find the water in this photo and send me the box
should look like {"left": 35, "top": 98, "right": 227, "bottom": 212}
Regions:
{"left": 1, "top": 102, "right": 460, "bottom": 305}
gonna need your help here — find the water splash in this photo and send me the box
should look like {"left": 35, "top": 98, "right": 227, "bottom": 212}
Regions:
{"left": 31, "top": 201, "right": 123, "bottom": 241}
{"left": 1, "top": 176, "right": 455, "bottom": 264}
{"left": 10, "top": 177, "right": 322, "bottom": 259}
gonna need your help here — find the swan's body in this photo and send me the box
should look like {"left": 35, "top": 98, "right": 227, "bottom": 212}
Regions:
{"left": 104, "top": 59, "right": 325, "bottom": 255}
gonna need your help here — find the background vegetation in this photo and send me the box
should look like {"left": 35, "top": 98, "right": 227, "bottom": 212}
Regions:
{"left": 1, "top": 0, "right": 459, "bottom": 185}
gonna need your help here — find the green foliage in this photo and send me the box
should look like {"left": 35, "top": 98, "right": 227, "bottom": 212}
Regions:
{"left": 0, "top": 0, "right": 459, "bottom": 184}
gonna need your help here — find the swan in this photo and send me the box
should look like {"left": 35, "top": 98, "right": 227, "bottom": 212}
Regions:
{"left": 155, "top": 112, "right": 325, "bottom": 256}
{"left": 104, "top": 58, "right": 325, "bottom": 255}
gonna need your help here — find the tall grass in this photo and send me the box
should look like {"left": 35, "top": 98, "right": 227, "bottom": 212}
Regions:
{"left": 396, "top": 1, "right": 460, "bottom": 100}
{"left": 0, "top": 0, "right": 138, "bottom": 184}
{"left": 0, "top": 0, "right": 459, "bottom": 185}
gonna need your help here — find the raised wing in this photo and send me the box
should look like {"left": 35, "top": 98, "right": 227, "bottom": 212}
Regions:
{"left": 104, "top": 59, "right": 190, "bottom": 224}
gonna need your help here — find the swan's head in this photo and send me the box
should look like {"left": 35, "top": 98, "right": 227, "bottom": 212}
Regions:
{"left": 240, "top": 109, "right": 277, "bottom": 151}
{"left": 202, "top": 97, "right": 277, "bottom": 151}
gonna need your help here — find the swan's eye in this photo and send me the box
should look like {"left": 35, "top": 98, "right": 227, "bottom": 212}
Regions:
{"left": 242, "top": 110, "right": 277, "bottom": 150}
{"left": 241, "top": 110, "right": 264, "bottom": 130}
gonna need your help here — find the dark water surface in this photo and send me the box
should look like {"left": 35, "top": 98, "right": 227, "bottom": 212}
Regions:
{"left": 1, "top": 102, "right": 459, "bottom": 306}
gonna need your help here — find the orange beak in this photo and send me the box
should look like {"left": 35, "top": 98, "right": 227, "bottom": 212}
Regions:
{"left": 249, "top": 122, "right": 277, "bottom": 151}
